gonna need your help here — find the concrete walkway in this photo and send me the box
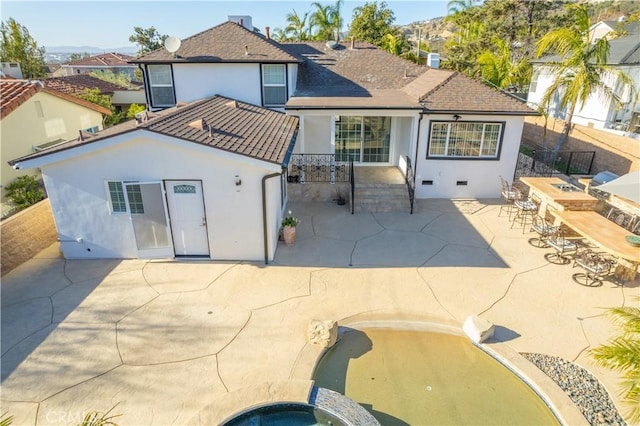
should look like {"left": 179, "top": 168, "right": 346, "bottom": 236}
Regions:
{"left": 1, "top": 200, "right": 637, "bottom": 424}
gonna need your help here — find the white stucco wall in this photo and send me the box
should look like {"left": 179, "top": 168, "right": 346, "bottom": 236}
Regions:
{"left": 1, "top": 91, "right": 104, "bottom": 201}
{"left": 32, "top": 133, "right": 283, "bottom": 261}
{"left": 414, "top": 115, "right": 525, "bottom": 199}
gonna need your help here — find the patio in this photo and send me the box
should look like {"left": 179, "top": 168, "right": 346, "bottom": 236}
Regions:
{"left": 1, "top": 199, "right": 637, "bottom": 424}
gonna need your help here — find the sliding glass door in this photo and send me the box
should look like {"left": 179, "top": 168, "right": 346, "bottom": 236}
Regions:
{"left": 335, "top": 116, "right": 391, "bottom": 163}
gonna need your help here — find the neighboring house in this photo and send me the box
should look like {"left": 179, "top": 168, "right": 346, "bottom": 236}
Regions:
{"left": 1, "top": 62, "right": 23, "bottom": 79}
{"left": 43, "top": 74, "right": 146, "bottom": 112}
{"left": 58, "top": 52, "right": 138, "bottom": 81}
{"left": 527, "top": 20, "right": 640, "bottom": 135}
{"left": 0, "top": 79, "right": 110, "bottom": 215}
{"left": 9, "top": 96, "right": 298, "bottom": 262}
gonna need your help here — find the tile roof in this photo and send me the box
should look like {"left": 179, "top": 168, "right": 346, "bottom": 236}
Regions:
{"left": 65, "top": 52, "right": 136, "bottom": 67}
{"left": 1, "top": 79, "right": 112, "bottom": 119}
{"left": 132, "top": 21, "right": 301, "bottom": 64}
{"left": 11, "top": 96, "right": 299, "bottom": 166}
{"left": 416, "top": 72, "right": 535, "bottom": 114}
{"left": 43, "top": 75, "right": 129, "bottom": 96}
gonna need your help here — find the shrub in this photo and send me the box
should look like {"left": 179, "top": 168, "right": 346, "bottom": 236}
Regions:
{"left": 126, "top": 103, "right": 146, "bottom": 119}
{"left": 4, "top": 175, "right": 44, "bottom": 210}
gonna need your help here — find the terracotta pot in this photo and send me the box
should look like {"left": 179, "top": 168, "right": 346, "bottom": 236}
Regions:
{"left": 283, "top": 225, "right": 296, "bottom": 246}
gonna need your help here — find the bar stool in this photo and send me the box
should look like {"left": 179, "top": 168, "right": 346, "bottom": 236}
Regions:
{"left": 511, "top": 191, "right": 539, "bottom": 233}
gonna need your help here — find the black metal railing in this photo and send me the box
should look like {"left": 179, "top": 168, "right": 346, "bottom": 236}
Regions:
{"left": 288, "top": 154, "right": 351, "bottom": 183}
{"left": 515, "top": 148, "right": 595, "bottom": 179}
{"left": 404, "top": 155, "right": 416, "bottom": 214}
{"left": 349, "top": 159, "right": 355, "bottom": 214}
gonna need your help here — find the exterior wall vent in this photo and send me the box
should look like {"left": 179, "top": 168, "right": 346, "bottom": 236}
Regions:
{"left": 422, "top": 180, "right": 434, "bottom": 185}
{"left": 456, "top": 180, "right": 468, "bottom": 186}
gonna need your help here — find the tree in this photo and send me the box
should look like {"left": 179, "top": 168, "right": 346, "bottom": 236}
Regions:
{"left": 310, "top": 1, "right": 341, "bottom": 41}
{"left": 0, "top": 18, "right": 46, "bottom": 78}
{"left": 477, "top": 37, "right": 531, "bottom": 90}
{"left": 89, "top": 70, "right": 131, "bottom": 88}
{"left": 535, "top": 3, "right": 637, "bottom": 152}
{"left": 78, "top": 88, "right": 122, "bottom": 127}
{"left": 271, "top": 28, "right": 289, "bottom": 42}
{"left": 4, "top": 175, "right": 44, "bottom": 211}
{"left": 129, "top": 26, "right": 168, "bottom": 56}
{"left": 349, "top": 1, "right": 396, "bottom": 47}
{"left": 285, "top": 9, "right": 310, "bottom": 41}
{"left": 590, "top": 301, "right": 640, "bottom": 423}
{"left": 447, "top": 0, "right": 479, "bottom": 15}
{"left": 69, "top": 52, "right": 91, "bottom": 61}
{"left": 126, "top": 103, "right": 146, "bottom": 119}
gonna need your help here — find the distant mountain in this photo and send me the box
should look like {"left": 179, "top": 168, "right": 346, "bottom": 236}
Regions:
{"left": 45, "top": 45, "right": 137, "bottom": 55}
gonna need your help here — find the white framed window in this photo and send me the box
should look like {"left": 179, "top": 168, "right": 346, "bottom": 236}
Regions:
{"left": 262, "top": 64, "right": 287, "bottom": 106}
{"left": 85, "top": 125, "right": 99, "bottom": 133}
{"left": 106, "top": 181, "right": 144, "bottom": 214}
{"left": 147, "top": 64, "right": 175, "bottom": 107}
{"left": 427, "top": 121, "right": 503, "bottom": 159}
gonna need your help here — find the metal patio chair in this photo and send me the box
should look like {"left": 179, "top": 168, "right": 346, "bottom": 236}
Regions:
{"left": 528, "top": 214, "right": 559, "bottom": 248}
{"left": 544, "top": 228, "right": 578, "bottom": 265}
{"left": 511, "top": 191, "right": 539, "bottom": 233}
{"left": 498, "top": 176, "right": 518, "bottom": 219}
{"left": 572, "top": 248, "right": 614, "bottom": 287}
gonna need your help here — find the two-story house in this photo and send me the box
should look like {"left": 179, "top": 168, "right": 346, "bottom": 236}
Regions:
{"left": 57, "top": 52, "right": 138, "bottom": 82}
{"left": 9, "top": 16, "right": 536, "bottom": 262}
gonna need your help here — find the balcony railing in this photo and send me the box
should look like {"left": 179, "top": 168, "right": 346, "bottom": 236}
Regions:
{"left": 287, "top": 154, "right": 352, "bottom": 183}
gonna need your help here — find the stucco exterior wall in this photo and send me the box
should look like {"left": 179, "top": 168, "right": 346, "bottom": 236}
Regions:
{"left": 415, "top": 115, "right": 525, "bottom": 199}
{"left": 39, "top": 133, "right": 283, "bottom": 261}
{"left": 1, "top": 91, "right": 104, "bottom": 200}
{"left": 1, "top": 198, "right": 57, "bottom": 276}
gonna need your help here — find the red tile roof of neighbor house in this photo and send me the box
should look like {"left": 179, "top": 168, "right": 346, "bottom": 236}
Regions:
{"left": 43, "top": 74, "right": 129, "bottom": 96}
{"left": 131, "top": 21, "right": 301, "bottom": 63}
{"left": 10, "top": 96, "right": 299, "bottom": 167}
{"left": 65, "top": 52, "right": 136, "bottom": 67}
{"left": 0, "top": 79, "right": 112, "bottom": 119}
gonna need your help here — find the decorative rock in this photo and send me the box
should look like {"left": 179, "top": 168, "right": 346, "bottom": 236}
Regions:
{"left": 307, "top": 320, "right": 338, "bottom": 348}
{"left": 462, "top": 315, "right": 495, "bottom": 344}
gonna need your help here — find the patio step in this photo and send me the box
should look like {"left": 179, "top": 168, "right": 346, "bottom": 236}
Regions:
{"left": 354, "top": 183, "right": 411, "bottom": 213}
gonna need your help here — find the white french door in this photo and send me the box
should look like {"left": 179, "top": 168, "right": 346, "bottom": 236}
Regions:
{"left": 164, "top": 180, "right": 210, "bottom": 256}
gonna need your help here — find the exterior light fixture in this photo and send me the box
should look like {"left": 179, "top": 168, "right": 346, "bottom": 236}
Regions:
{"left": 453, "top": 114, "right": 461, "bottom": 121}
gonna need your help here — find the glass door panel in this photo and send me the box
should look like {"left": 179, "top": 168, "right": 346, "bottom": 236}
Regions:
{"left": 125, "top": 182, "right": 173, "bottom": 257}
{"left": 335, "top": 116, "right": 362, "bottom": 162}
{"left": 362, "top": 116, "right": 391, "bottom": 163}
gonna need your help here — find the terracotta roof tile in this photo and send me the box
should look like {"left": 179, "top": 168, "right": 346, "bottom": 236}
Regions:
{"left": 43, "top": 75, "right": 128, "bottom": 96}
{"left": 1, "top": 79, "right": 112, "bottom": 120}
{"left": 11, "top": 96, "right": 299, "bottom": 166}
{"left": 66, "top": 52, "right": 136, "bottom": 67}
{"left": 132, "top": 21, "right": 301, "bottom": 63}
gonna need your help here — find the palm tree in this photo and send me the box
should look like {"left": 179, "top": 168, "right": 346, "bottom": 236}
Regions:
{"left": 285, "top": 9, "right": 310, "bottom": 41}
{"left": 590, "top": 301, "right": 640, "bottom": 423}
{"left": 477, "top": 37, "right": 531, "bottom": 90}
{"left": 446, "top": 0, "right": 478, "bottom": 15}
{"left": 271, "top": 28, "right": 289, "bottom": 42}
{"left": 310, "top": 0, "right": 342, "bottom": 41}
{"left": 535, "top": 3, "right": 637, "bottom": 153}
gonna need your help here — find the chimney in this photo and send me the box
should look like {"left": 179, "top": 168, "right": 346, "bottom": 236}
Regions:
{"left": 265, "top": 26, "right": 270, "bottom": 39}
{"left": 350, "top": 36, "right": 355, "bottom": 50}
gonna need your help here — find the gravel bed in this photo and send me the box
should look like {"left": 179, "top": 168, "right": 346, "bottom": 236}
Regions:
{"left": 521, "top": 352, "right": 626, "bottom": 426}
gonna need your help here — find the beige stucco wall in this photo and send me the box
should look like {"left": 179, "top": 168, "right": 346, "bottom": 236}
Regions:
{"left": 1, "top": 198, "right": 57, "bottom": 276}
{"left": 0, "top": 91, "right": 104, "bottom": 203}
{"left": 521, "top": 116, "right": 640, "bottom": 175}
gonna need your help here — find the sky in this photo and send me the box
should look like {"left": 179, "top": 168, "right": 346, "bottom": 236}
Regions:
{"left": 1, "top": 0, "right": 449, "bottom": 49}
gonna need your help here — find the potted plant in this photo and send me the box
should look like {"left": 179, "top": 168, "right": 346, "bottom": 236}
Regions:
{"left": 281, "top": 211, "right": 299, "bottom": 246}
{"left": 335, "top": 190, "right": 346, "bottom": 206}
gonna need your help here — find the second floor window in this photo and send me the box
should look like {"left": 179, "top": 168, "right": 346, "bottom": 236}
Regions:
{"left": 148, "top": 64, "right": 176, "bottom": 108}
{"left": 262, "top": 64, "right": 286, "bottom": 107}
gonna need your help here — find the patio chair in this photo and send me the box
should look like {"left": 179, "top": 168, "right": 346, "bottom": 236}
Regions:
{"left": 498, "top": 176, "right": 518, "bottom": 219}
{"left": 528, "top": 214, "right": 559, "bottom": 248}
{"left": 544, "top": 228, "right": 578, "bottom": 265}
{"left": 572, "top": 248, "right": 614, "bottom": 287}
{"left": 607, "top": 208, "right": 636, "bottom": 232}
{"left": 511, "top": 191, "right": 539, "bottom": 233}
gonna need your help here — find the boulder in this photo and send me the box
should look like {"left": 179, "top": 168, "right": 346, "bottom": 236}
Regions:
{"left": 307, "top": 319, "right": 338, "bottom": 348}
{"left": 463, "top": 315, "right": 495, "bottom": 344}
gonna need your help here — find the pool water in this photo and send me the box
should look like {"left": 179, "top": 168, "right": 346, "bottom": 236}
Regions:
{"left": 313, "top": 328, "right": 559, "bottom": 425}
{"left": 223, "top": 403, "right": 346, "bottom": 426}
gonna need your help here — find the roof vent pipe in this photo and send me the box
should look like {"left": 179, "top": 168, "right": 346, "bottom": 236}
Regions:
{"left": 350, "top": 36, "right": 355, "bottom": 49}
{"left": 245, "top": 45, "right": 249, "bottom": 56}
{"left": 265, "top": 26, "right": 270, "bottom": 39}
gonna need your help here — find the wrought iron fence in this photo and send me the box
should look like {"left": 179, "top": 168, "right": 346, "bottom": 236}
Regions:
{"left": 515, "top": 148, "right": 595, "bottom": 179}
{"left": 287, "top": 154, "right": 351, "bottom": 183}
{"left": 404, "top": 155, "right": 416, "bottom": 214}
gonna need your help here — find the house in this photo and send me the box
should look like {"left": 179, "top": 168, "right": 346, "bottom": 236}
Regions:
{"left": 132, "top": 17, "right": 536, "bottom": 200}
{"left": 527, "top": 20, "right": 640, "bottom": 135}
{"left": 9, "top": 96, "right": 298, "bottom": 261}
{"left": 0, "top": 79, "right": 110, "bottom": 216}
{"left": 43, "top": 74, "right": 146, "bottom": 113}
{"left": 7, "top": 16, "right": 537, "bottom": 262}
{"left": 58, "top": 52, "right": 138, "bottom": 81}
{"left": 1, "top": 62, "right": 23, "bottom": 79}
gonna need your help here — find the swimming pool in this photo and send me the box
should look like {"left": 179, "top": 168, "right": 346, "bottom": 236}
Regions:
{"left": 313, "top": 327, "right": 560, "bottom": 425}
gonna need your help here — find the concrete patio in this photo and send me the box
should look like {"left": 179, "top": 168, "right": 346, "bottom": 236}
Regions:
{"left": 1, "top": 199, "right": 637, "bottom": 424}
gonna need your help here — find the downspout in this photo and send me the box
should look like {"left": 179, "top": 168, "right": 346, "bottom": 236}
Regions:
{"left": 262, "top": 172, "right": 281, "bottom": 264}
{"left": 413, "top": 111, "right": 424, "bottom": 187}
